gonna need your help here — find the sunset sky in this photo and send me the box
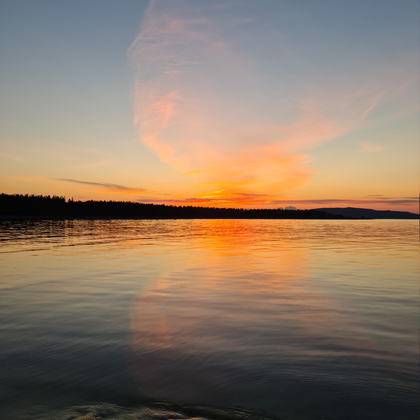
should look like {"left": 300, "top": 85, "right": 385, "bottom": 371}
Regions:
{"left": 0, "top": 0, "right": 418, "bottom": 212}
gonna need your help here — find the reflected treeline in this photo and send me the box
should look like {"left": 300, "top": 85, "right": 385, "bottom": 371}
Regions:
{"left": 0, "top": 193, "right": 349, "bottom": 219}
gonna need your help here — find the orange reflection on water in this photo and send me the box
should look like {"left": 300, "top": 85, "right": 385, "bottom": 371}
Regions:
{"left": 128, "top": 220, "right": 409, "bottom": 403}
{"left": 129, "top": 221, "right": 314, "bottom": 401}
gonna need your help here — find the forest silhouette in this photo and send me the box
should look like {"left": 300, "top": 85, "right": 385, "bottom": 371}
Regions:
{"left": 0, "top": 193, "right": 349, "bottom": 219}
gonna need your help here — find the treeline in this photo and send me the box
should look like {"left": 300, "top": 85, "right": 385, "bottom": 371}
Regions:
{"left": 0, "top": 193, "right": 349, "bottom": 219}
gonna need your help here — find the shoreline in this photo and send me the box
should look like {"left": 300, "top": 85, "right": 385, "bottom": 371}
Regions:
{"left": 1, "top": 214, "right": 359, "bottom": 220}
{"left": 1, "top": 194, "right": 418, "bottom": 220}
{"left": 1, "top": 215, "right": 419, "bottom": 220}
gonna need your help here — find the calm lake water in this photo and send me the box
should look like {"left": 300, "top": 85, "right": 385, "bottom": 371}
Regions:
{"left": 0, "top": 219, "right": 418, "bottom": 420}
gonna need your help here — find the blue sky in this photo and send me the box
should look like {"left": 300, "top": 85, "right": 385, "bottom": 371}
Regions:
{"left": 0, "top": 0, "right": 418, "bottom": 211}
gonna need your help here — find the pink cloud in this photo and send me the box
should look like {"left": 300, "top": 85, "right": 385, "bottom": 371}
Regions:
{"left": 128, "top": 0, "right": 418, "bottom": 205}
{"left": 360, "top": 142, "right": 384, "bottom": 152}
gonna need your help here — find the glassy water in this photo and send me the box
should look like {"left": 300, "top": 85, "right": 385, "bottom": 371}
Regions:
{"left": 0, "top": 219, "right": 418, "bottom": 420}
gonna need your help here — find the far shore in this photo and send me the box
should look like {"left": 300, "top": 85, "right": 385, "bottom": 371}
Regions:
{"left": 0, "top": 215, "right": 356, "bottom": 221}
{"left": 1, "top": 215, "right": 419, "bottom": 221}
{"left": 1, "top": 194, "right": 418, "bottom": 220}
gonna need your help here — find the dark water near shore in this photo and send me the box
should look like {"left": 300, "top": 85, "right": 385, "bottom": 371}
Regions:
{"left": 0, "top": 219, "right": 418, "bottom": 420}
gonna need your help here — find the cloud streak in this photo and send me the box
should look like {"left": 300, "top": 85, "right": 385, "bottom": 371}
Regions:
{"left": 0, "top": 152, "right": 22, "bottom": 162}
{"left": 53, "top": 178, "right": 154, "bottom": 195}
{"left": 139, "top": 197, "right": 419, "bottom": 210}
{"left": 360, "top": 142, "right": 383, "bottom": 152}
{"left": 271, "top": 198, "right": 419, "bottom": 207}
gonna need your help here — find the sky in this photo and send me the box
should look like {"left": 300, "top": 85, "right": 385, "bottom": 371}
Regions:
{"left": 0, "top": 0, "right": 418, "bottom": 212}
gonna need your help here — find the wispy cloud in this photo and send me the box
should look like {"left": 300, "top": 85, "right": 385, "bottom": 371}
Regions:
{"left": 53, "top": 178, "right": 154, "bottom": 195}
{"left": 128, "top": 0, "right": 418, "bottom": 206}
{"left": 0, "top": 152, "right": 22, "bottom": 162}
{"left": 360, "top": 142, "right": 384, "bottom": 152}
{"left": 271, "top": 198, "right": 419, "bottom": 206}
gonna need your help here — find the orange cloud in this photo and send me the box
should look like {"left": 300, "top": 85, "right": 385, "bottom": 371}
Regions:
{"left": 129, "top": 0, "right": 418, "bottom": 206}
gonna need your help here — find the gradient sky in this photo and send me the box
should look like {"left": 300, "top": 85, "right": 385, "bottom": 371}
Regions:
{"left": 0, "top": 0, "right": 418, "bottom": 212}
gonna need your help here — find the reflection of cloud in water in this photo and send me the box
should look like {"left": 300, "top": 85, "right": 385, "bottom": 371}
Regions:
{"left": 130, "top": 271, "right": 249, "bottom": 402}
{"left": 129, "top": 223, "right": 385, "bottom": 407}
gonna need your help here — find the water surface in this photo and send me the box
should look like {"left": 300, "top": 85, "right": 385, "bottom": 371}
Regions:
{"left": 0, "top": 219, "right": 418, "bottom": 420}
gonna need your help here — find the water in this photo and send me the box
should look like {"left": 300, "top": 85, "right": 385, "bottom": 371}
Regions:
{"left": 0, "top": 219, "right": 418, "bottom": 420}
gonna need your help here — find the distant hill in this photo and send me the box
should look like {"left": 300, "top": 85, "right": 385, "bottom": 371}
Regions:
{"left": 313, "top": 207, "right": 419, "bottom": 219}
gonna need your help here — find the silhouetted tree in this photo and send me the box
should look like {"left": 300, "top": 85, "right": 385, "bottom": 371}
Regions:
{"left": 0, "top": 193, "right": 349, "bottom": 219}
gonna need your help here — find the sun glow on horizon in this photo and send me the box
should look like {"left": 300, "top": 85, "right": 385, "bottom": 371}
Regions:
{"left": 127, "top": 0, "right": 419, "bottom": 209}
